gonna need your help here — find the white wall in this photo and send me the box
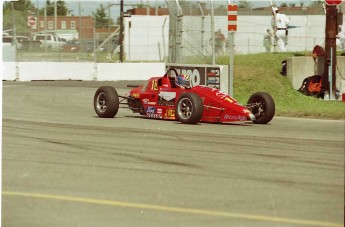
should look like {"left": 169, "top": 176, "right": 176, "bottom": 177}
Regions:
{"left": 19, "top": 62, "right": 95, "bottom": 81}
{"left": 124, "top": 16, "right": 169, "bottom": 61}
{"left": 2, "top": 62, "right": 17, "bottom": 80}
{"left": 233, "top": 15, "right": 327, "bottom": 53}
{"left": 2, "top": 62, "right": 166, "bottom": 81}
{"left": 123, "top": 15, "right": 342, "bottom": 61}
{"left": 97, "top": 63, "right": 166, "bottom": 80}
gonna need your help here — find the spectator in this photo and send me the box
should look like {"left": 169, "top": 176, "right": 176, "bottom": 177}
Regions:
{"left": 214, "top": 29, "right": 225, "bottom": 55}
{"left": 271, "top": 7, "right": 290, "bottom": 52}
{"left": 337, "top": 24, "right": 345, "bottom": 50}
{"left": 263, "top": 29, "right": 273, "bottom": 53}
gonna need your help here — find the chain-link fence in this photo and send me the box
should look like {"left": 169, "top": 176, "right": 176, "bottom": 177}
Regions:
{"left": 166, "top": 0, "right": 212, "bottom": 64}
{"left": 3, "top": 28, "right": 120, "bottom": 63}
{"left": 3, "top": 1, "right": 121, "bottom": 63}
{"left": 3, "top": 1, "right": 344, "bottom": 64}
{"left": 165, "top": 0, "right": 344, "bottom": 64}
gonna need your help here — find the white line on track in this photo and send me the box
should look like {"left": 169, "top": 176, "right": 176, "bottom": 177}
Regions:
{"left": 2, "top": 191, "right": 343, "bottom": 227}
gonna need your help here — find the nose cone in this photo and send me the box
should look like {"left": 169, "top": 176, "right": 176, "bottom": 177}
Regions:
{"left": 248, "top": 113, "right": 256, "bottom": 121}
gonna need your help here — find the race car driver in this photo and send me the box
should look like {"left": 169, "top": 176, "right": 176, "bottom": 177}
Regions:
{"left": 176, "top": 74, "right": 191, "bottom": 89}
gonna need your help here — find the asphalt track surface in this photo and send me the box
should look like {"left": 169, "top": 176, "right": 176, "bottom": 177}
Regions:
{"left": 2, "top": 81, "right": 344, "bottom": 227}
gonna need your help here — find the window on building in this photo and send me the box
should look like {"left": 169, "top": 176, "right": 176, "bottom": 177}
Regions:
{"left": 40, "top": 21, "right": 45, "bottom": 28}
{"left": 48, "top": 21, "right": 53, "bottom": 29}
{"left": 71, "top": 21, "right": 76, "bottom": 29}
{"left": 61, "top": 21, "right": 66, "bottom": 29}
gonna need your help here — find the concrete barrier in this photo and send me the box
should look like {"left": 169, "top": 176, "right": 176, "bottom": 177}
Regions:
{"left": 97, "top": 63, "right": 166, "bottom": 81}
{"left": 2, "top": 62, "right": 166, "bottom": 81}
{"left": 2, "top": 62, "right": 17, "bottom": 81}
{"left": 287, "top": 56, "right": 345, "bottom": 91}
{"left": 19, "top": 62, "right": 95, "bottom": 81}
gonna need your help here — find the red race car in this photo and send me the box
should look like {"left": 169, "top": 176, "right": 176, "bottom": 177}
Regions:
{"left": 94, "top": 68, "right": 275, "bottom": 124}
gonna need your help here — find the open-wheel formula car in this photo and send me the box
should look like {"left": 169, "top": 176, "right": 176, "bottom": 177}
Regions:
{"left": 94, "top": 68, "right": 275, "bottom": 124}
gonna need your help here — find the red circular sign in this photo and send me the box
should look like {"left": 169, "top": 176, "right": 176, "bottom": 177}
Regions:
{"left": 27, "top": 16, "right": 36, "bottom": 26}
{"left": 324, "top": 0, "right": 342, "bottom": 5}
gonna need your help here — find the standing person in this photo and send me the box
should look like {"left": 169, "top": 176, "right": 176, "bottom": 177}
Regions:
{"left": 263, "top": 29, "right": 273, "bottom": 52}
{"left": 337, "top": 24, "right": 345, "bottom": 50}
{"left": 271, "top": 7, "right": 290, "bottom": 52}
{"left": 214, "top": 29, "right": 225, "bottom": 55}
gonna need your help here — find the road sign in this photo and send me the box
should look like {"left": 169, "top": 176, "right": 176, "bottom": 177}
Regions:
{"left": 324, "top": 0, "right": 342, "bottom": 5}
{"left": 27, "top": 16, "right": 36, "bottom": 27}
{"left": 227, "top": 4, "right": 237, "bottom": 32}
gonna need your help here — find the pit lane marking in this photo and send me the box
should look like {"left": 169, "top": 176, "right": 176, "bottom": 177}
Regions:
{"left": 2, "top": 191, "right": 343, "bottom": 227}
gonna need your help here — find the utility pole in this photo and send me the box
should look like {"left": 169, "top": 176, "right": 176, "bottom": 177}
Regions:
{"left": 37, "top": 0, "right": 39, "bottom": 33}
{"left": 323, "top": 4, "right": 339, "bottom": 99}
{"left": 119, "top": 0, "right": 124, "bottom": 62}
{"left": 54, "top": 1, "right": 57, "bottom": 30}
{"left": 108, "top": 4, "right": 111, "bottom": 56}
{"left": 79, "top": 2, "right": 82, "bottom": 51}
{"left": 44, "top": 1, "right": 47, "bottom": 52}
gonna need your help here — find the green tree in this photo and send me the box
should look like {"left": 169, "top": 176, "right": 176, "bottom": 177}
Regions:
{"left": 136, "top": 3, "right": 147, "bottom": 8}
{"left": 45, "top": 0, "right": 68, "bottom": 16}
{"left": 308, "top": 0, "right": 324, "bottom": 14}
{"left": 92, "top": 4, "right": 110, "bottom": 28}
{"left": 309, "top": 0, "right": 324, "bottom": 8}
{"left": 3, "top": 10, "right": 30, "bottom": 35}
{"left": 238, "top": 0, "right": 252, "bottom": 9}
{"left": 3, "top": 0, "right": 36, "bottom": 13}
{"left": 2, "top": 1, "right": 36, "bottom": 36}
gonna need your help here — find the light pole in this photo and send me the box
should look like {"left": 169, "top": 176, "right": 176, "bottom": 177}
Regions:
{"left": 197, "top": 1, "right": 205, "bottom": 55}
{"left": 104, "top": 4, "right": 118, "bottom": 53}
{"left": 210, "top": 0, "right": 215, "bottom": 65}
{"left": 12, "top": 2, "right": 19, "bottom": 81}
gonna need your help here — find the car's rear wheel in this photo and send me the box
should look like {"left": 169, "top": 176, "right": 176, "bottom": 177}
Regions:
{"left": 94, "top": 86, "right": 119, "bottom": 118}
{"left": 247, "top": 92, "right": 275, "bottom": 124}
{"left": 175, "top": 93, "right": 203, "bottom": 124}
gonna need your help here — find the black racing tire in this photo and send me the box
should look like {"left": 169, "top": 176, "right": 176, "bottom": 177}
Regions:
{"left": 175, "top": 92, "right": 203, "bottom": 124}
{"left": 247, "top": 92, "right": 275, "bottom": 124}
{"left": 94, "top": 86, "right": 119, "bottom": 118}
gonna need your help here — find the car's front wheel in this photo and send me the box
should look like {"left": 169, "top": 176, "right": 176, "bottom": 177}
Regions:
{"left": 247, "top": 92, "right": 275, "bottom": 124}
{"left": 94, "top": 86, "right": 119, "bottom": 118}
{"left": 175, "top": 93, "right": 203, "bottom": 124}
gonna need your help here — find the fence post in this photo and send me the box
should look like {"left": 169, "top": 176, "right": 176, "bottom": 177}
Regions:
{"left": 227, "top": 3, "right": 237, "bottom": 97}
